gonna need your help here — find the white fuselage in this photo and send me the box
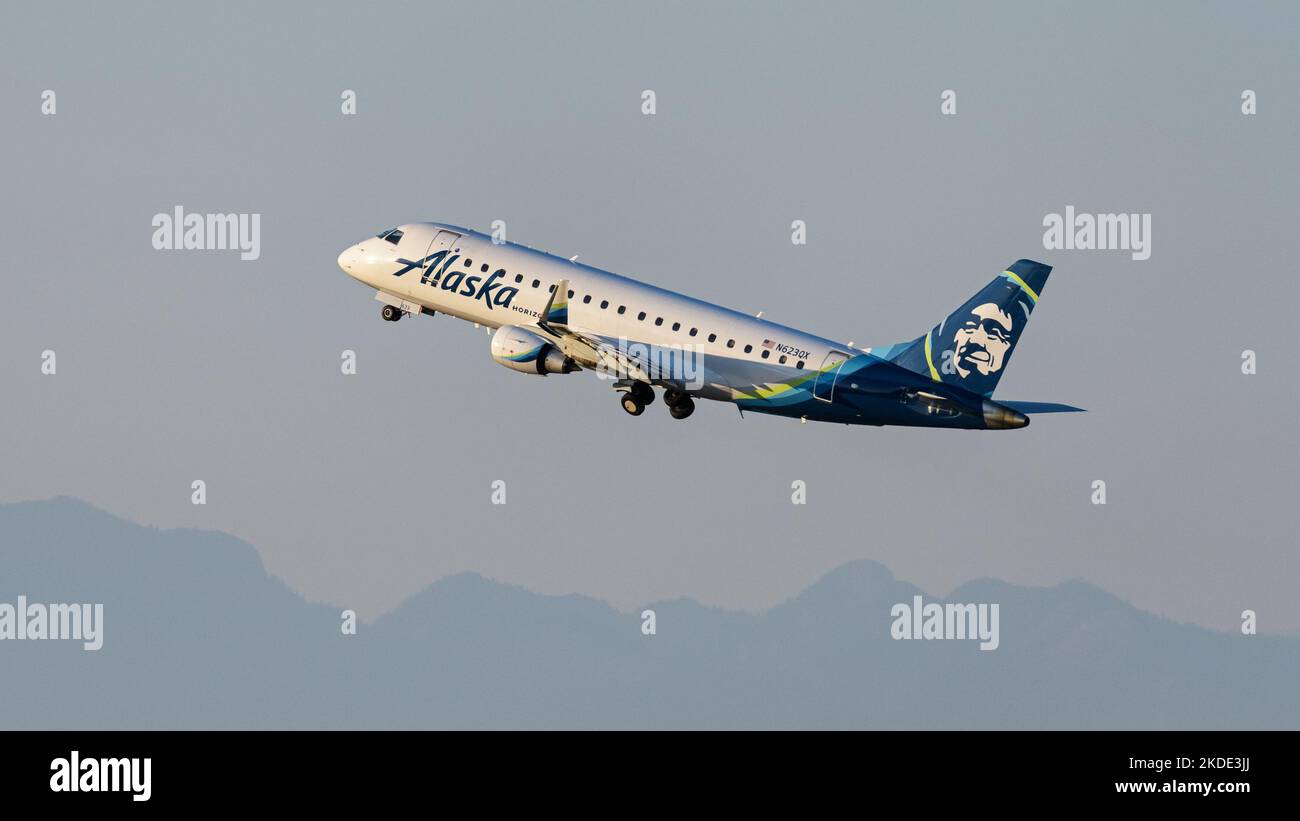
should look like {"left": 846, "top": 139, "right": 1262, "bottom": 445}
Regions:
{"left": 338, "top": 222, "right": 851, "bottom": 406}
{"left": 337, "top": 222, "right": 1042, "bottom": 430}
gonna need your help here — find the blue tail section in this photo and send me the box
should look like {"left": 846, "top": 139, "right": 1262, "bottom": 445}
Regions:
{"left": 884, "top": 259, "right": 1051, "bottom": 398}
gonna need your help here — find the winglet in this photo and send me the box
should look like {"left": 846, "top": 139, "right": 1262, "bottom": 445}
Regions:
{"left": 543, "top": 278, "right": 569, "bottom": 326}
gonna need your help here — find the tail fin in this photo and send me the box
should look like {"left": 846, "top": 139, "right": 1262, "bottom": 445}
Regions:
{"left": 885, "top": 259, "right": 1051, "bottom": 397}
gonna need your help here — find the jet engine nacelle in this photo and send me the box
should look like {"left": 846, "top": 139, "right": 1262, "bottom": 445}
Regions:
{"left": 491, "top": 325, "right": 577, "bottom": 376}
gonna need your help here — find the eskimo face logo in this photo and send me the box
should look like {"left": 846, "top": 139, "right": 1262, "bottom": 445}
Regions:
{"left": 952, "top": 303, "right": 1013, "bottom": 378}
{"left": 391, "top": 250, "right": 518, "bottom": 310}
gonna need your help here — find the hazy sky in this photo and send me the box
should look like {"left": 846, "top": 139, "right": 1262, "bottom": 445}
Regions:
{"left": 2, "top": 1, "right": 1296, "bottom": 633}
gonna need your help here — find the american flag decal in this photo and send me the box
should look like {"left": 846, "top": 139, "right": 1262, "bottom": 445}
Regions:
{"left": 762, "top": 339, "right": 776, "bottom": 350}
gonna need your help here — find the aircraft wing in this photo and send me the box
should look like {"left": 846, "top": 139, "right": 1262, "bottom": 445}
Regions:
{"left": 535, "top": 277, "right": 680, "bottom": 382}
{"left": 534, "top": 278, "right": 617, "bottom": 368}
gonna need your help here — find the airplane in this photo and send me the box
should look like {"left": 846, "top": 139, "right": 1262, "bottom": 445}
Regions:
{"left": 337, "top": 222, "right": 1083, "bottom": 429}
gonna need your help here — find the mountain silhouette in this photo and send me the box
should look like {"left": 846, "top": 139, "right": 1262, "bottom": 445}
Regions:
{"left": 1, "top": 497, "right": 1296, "bottom": 729}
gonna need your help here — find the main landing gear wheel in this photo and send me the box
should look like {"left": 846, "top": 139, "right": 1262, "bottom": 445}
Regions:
{"left": 381, "top": 305, "right": 402, "bottom": 322}
{"left": 663, "top": 388, "right": 683, "bottom": 407}
{"left": 630, "top": 382, "right": 655, "bottom": 406}
{"left": 668, "top": 396, "right": 695, "bottom": 420}
{"left": 621, "top": 394, "right": 645, "bottom": 416}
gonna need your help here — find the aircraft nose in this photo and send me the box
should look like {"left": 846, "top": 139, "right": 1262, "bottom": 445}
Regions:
{"left": 337, "top": 244, "right": 358, "bottom": 274}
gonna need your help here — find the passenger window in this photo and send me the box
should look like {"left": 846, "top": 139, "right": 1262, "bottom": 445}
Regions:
{"left": 532, "top": 279, "right": 540, "bottom": 288}
{"left": 617, "top": 305, "right": 626, "bottom": 314}
{"left": 744, "top": 344, "right": 753, "bottom": 353}
{"left": 637, "top": 311, "right": 646, "bottom": 321}
{"left": 654, "top": 317, "right": 663, "bottom": 326}
{"left": 463, "top": 258, "right": 472, "bottom": 267}
{"left": 689, "top": 328, "right": 697, "bottom": 337}
{"left": 726, "top": 339, "right": 736, "bottom": 348}
{"left": 481, "top": 264, "right": 489, "bottom": 272}
{"left": 568, "top": 289, "right": 575, "bottom": 298}
{"left": 796, "top": 360, "right": 805, "bottom": 369}
{"left": 779, "top": 355, "right": 787, "bottom": 364}
{"left": 583, "top": 295, "right": 592, "bottom": 304}
{"left": 549, "top": 284, "right": 556, "bottom": 293}
{"left": 515, "top": 274, "right": 523, "bottom": 283}
{"left": 708, "top": 333, "right": 717, "bottom": 343}
{"left": 600, "top": 300, "right": 609, "bottom": 309}
{"left": 672, "top": 322, "right": 681, "bottom": 331}
{"left": 761, "top": 350, "right": 770, "bottom": 359}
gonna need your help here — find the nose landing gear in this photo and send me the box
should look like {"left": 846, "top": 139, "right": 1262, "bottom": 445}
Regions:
{"left": 381, "top": 305, "right": 402, "bottom": 322}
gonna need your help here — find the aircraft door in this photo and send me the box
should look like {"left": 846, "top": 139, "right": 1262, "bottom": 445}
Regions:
{"left": 812, "top": 350, "right": 851, "bottom": 402}
{"left": 409, "top": 229, "right": 460, "bottom": 286}
{"left": 424, "top": 229, "right": 460, "bottom": 259}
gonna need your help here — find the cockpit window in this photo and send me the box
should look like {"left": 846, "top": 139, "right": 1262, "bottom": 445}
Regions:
{"left": 383, "top": 229, "right": 404, "bottom": 245}
{"left": 376, "top": 228, "right": 397, "bottom": 239}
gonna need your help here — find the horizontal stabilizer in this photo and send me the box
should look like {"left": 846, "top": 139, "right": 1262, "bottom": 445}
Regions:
{"left": 999, "top": 401, "right": 1086, "bottom": 414}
